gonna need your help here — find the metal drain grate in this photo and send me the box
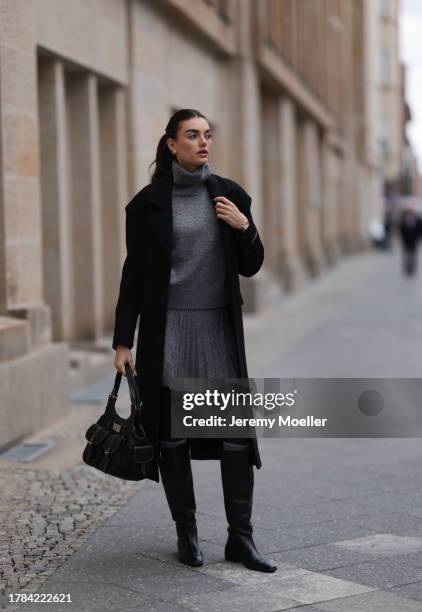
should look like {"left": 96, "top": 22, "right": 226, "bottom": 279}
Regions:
{"left": 0, "top": 440, "right": 55, "bottom": 462}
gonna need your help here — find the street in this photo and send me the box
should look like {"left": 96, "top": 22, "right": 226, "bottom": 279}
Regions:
{"left": 4, "top": 245, "right": 422, "bottom": 611}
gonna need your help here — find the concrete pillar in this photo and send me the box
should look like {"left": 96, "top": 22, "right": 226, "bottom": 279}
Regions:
{"left": 320, "top": 132, "right": 341, "bottom": 265}
{"left": 38, "top": 58, "right": 73, "bottom": 341}
{"left": 261, "top": 90, "right": 280, "bottom": 278}
{"left": 357, "top": 160, "right": 381, "bottom": 250}
{"left": 227, "top": 0, "right": 266, "bottom": 311}
{"left": 67, "top": 72, "right": 103, "bottom": 340}
{"left": 277, "top": 96, "right": 304, "bottom": 292}
{"left": 0, "top": 0, "right": 51, "bottom": 346}
{"left": 98, "top": 85, "right": 128, "bottom": 331}
{"left": 296, "top": 117, "right": 325, "bottom": 277}
{"left": 341, "top": 150, "right": 361, "bottom": 252}
{"left": 235, "top": 0, "right": 263, "bottom": 228}
{"left": 0, "top": 0, "right": 69, "bottom": 450}
{"left": 336, "top": 153, "right": 347, "bottom": 251}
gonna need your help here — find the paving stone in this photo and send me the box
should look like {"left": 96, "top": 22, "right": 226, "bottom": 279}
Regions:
{"left": 346, "top": 511, "right": 422, "bottom": 537}
{"left": 0, "top": 464, "right": 139, "bottom": 593}
{"left": 194, "top": 560, "right": 306, "bottom": 585}
{"left": 388, "top": 580, "right": 422, "bottom": 603}
{"left": 280, "top": 607, "right": 327, "bottom": 612}
{"left": 316, "top": 589, "right": 422, "bottom": 611}
{"left": 126, "top": 567, "right": 239, "bottom": 601}
{"left": 183, "top": 563, "right": 374, "bottom": 607}
{"left": 177, "top": 583, "right": 301, "bottom": 612}
{"left": 30, "top": 580, "right": 159, "bottom": 611}
{"left": 49, "top": 549, "right": 182, "bottom": 584}
{"left": 331, "top": 534, "right": 422, "bottom": 557}
{"left": 322, "top": 556, "right": 422, "bottom": 589}
{"left": 273, "top": 518, "right": 381, "bottom": 548}
{"left": 397, "top": 550, "right": 422, "bottom": 569}
{"left": 120, "top": 602, "right": 193, "bottom": 612}
{"left": 246, "top": 499, "right": 374, "bottom": 530}
{"left": 246, "top": 570, "right": 374, "bottom": 605}
{"left": 270, "top": 544, "right": 376, "bottom": 571}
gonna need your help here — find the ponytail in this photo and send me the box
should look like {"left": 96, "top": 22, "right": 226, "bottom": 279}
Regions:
{"left": 148, "top": 133, "right": 174, "bottom": 183}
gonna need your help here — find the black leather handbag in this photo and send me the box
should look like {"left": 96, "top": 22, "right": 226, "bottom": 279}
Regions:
{"left": 82, "top": 364, "right": 154, "bottom": 480}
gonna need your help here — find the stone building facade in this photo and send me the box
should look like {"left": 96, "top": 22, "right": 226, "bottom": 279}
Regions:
{"left": 0, "top": 0, "right": 400, "bottom": 449}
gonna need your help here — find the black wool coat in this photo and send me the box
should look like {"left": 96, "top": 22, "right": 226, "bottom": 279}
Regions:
{"left": 112, "top": 170, "right": 264, "bottom": 483}
{"left": 399, "top": 213, "right": 422, "bottom": 250}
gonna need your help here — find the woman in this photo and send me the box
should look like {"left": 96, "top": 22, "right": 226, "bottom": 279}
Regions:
{"left": 399, "top": 204, "right": 421, "bottom": 276}
{"left": 113, "top": 109, "right": 277, "bottom": 573}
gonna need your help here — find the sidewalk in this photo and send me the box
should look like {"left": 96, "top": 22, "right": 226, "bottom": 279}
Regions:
{"left": 4, "top": 246, "right": 422, "bottom": 611}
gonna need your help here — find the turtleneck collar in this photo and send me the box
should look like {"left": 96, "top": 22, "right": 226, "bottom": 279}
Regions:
{"left": 171, "top": 159, "right": 212, "bottom": 187}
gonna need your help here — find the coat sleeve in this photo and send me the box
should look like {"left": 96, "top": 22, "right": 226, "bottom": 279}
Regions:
{"left": 232, "top": 188, "right": 264, "bottom": 277}
{"left": 112, "top": 196, "right": 146, "bottom": 350}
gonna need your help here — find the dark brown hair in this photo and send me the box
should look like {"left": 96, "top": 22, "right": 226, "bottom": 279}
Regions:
{"left": 148, "top": 108, "right": 208, "bottom": 183}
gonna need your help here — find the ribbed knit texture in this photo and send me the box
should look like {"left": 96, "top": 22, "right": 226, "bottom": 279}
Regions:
{"left": 161, "top": 159, "right": 239, "bottom": 388}
{"left": 167, "top": 159, "right": 228, "bottom": 309}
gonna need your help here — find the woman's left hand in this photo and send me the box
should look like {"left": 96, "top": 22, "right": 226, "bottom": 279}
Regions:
{"left": 214, "top": 196, "right": 249, "bottom": 230}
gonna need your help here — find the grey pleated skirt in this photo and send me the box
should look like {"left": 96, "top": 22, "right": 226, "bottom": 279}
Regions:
{"left": 161, "top": 307, "right": 239, "bottom": 387}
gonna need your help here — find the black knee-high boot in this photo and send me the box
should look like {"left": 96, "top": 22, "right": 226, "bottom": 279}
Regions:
{"left": 159, "top": 438, "right": 203, "bottom": 567}
{"left": 220, "top": 441, "right": 277, "bottom": 572}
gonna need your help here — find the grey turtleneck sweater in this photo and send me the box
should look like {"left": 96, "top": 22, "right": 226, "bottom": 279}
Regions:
{"left": 167, "top": 159, "right": 228, "bottom": 309}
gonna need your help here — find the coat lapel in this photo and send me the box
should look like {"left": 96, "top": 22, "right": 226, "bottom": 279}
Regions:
{"left": 147, "top": 171, "right": 236, "bottom": 260}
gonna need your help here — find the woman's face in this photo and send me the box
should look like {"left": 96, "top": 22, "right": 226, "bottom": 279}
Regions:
{"left": 167, "top": 117, "right": 213, "bottom": 171}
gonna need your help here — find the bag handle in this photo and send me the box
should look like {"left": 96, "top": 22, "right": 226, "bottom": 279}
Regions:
{"left": 111, "top": 364, "right": 142, "bottom": 409}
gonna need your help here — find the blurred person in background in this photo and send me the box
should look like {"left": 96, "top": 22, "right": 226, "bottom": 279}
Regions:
{"left": 399, "top": 203, "right": 422, "bottom": 276}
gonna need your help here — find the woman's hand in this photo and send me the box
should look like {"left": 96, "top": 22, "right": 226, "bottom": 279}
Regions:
{"left": 114, "top": 345, "right": 137, "bottom": 376}
{"left": 214, "top": 196, "right": 249, "bottom": 230}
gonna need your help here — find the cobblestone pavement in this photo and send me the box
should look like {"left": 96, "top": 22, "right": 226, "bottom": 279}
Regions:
{"left": 0, "top": 400, "right": 140, "bottom": 610}
{"left": 0, "top": 463, "right": 139, "bottom": 607}
{"left": 3, "top": 246, "right": 422, "bottom": 611}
